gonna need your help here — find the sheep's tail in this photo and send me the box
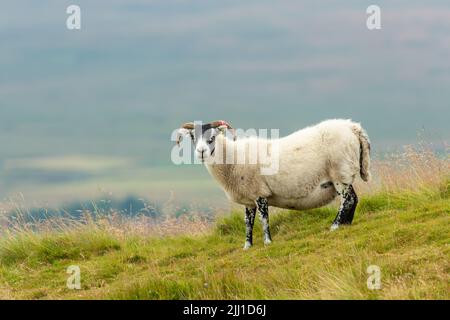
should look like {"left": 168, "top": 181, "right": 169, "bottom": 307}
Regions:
{"left": 352, "top": 123, "right": 371, "bottom": 182}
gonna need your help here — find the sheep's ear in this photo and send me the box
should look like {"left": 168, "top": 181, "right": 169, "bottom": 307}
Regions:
{"left": 176, "top": 128, "right": 193, "bottom": 146}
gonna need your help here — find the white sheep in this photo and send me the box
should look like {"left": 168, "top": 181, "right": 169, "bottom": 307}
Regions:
{"left": 176, "top": 119, "right": 371, "bottom": 249}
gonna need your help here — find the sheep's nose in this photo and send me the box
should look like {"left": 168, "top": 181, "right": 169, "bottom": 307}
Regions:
{"left": 197, "top": 147, "right": 207, "bottom": 157}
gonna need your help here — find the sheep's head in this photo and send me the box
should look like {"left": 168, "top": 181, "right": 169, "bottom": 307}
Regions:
{"left": 176, "top": 120, "right": 236, "bottom": 162}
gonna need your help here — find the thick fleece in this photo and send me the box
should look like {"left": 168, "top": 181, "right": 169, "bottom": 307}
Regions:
{"left": 205, "top": 119, "right": 371, "bottom": 209}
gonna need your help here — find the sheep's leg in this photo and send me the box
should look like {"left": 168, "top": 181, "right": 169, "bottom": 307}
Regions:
{"left": 341, "top": 185, "right": 358, "bottom": 225}
{"left": 256, "top": 197, "right": 272, "bottom": 245}
{"left": 244, "top": 207, "right": 256, "bottom": 250}
{"left": 330, "top": 184, "right": 358, "bottom": 231}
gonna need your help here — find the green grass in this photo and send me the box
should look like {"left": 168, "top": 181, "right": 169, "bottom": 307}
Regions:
{"left": 0, "top": 186, "right": 449, "bottom": 300}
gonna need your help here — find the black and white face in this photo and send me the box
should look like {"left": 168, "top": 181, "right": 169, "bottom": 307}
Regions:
{"left": 178, "top": 123, "right": 223, "bottom": 163}
{"left": 193, "top": 124, "right": 221, "bottom": 162}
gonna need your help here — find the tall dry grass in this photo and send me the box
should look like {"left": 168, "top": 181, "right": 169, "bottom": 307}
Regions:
{"left": 355, "top": 143, "right": 449, "bottom": 195}
{"left": 0, "top": 206, "right": 211, "bottom": 241}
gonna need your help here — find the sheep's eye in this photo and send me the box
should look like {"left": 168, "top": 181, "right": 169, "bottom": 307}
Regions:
{"left": 207, "top": 136, "right": 215, "bottom": 144}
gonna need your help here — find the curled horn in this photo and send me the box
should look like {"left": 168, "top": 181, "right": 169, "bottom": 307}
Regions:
{"left": 176, "top": 122, "right": 194, "bottom": 146}
{"left": 211, "top": 120, "right": 236, "bottom": 141}
{"left": 181, "top": 122, "right": 195, "bottom": 130}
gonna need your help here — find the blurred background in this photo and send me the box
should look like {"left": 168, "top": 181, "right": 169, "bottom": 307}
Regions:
{"left": 0, "top": 1, "right": 449, "bottom": 214}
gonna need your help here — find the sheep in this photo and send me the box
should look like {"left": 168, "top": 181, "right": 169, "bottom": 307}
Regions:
{"left": 176, "top": 119, "right": 371, "bottom": 249}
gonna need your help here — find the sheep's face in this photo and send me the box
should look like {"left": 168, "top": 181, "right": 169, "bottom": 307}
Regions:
{"left": 193, "top": 124, "right": 221, "bottom": 163}
{"left": 176, "top": 121, "right": 235, "bottom": 163}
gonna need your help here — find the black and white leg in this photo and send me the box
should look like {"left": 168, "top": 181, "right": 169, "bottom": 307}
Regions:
{"left": 330, "top": 184, "right": 358, "bottom": 231}
{"left": 256, "top": 197, "right": 272, "bottom": 245}
{"left": 244, "top": 207, "right": 256, "bottom": 250}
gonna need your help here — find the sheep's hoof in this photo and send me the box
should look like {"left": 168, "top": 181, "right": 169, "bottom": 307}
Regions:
{"left": 243, "top": 242, "right": 252, "bottom": 250}
{"left": 330, "top": 223, "right": 339, "bottom": 231}
{"left": 264, "top": 239, "right": 272, "bottom": 246}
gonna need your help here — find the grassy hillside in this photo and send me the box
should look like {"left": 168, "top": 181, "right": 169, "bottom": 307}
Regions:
{"left": 0, "top": 181, "right": 448, "bottom": 300}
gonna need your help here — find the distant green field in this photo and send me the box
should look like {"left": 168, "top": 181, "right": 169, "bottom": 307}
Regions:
{"left": 1, "top": 182, "right": 448, "bottom": 299}
{"left": 1, "top": 155, "right": 225, "bottom": 207}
